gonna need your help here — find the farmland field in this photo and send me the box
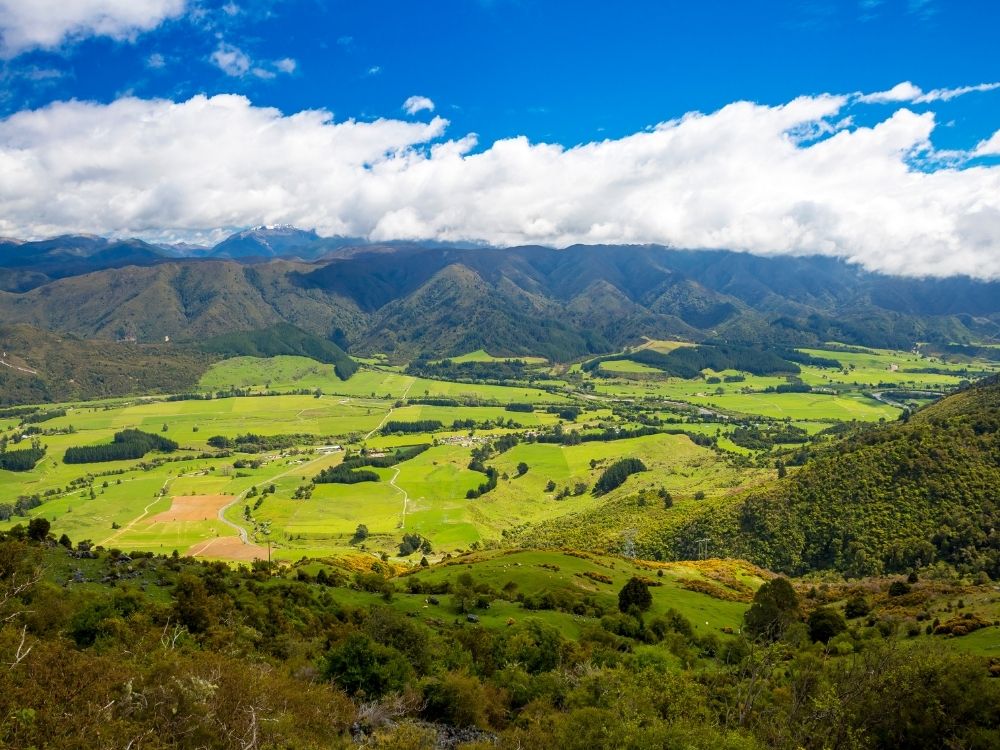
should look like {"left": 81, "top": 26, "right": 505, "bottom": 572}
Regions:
{"left": 4, "top": 344, "right": 998, "bottom": 565}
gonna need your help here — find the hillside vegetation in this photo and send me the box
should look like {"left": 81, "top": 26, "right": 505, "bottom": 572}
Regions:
{"left": 732, "top": 375, "right": 1000, "bottom": 577}
{"left": 200, "top": 323, "right": 358, "bottom": 379}
{"left": 0, "top": 324, "right": 212, "bottom": 405}
{"left": 3, "top": 243, "right": 999, "bottom": 359}
{"left": 517, "top": 376, "right": 1000, "bottom": 579}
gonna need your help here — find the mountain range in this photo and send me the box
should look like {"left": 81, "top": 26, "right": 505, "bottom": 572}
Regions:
{"left": 2, "top": 226, "right": 999, "bottom": 360}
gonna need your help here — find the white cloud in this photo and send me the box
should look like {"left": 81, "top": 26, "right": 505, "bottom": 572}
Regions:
{"left": 210, "top": 42, "right": 251, "bottom": 76}
{"left": 974, "top": 130, "right": 1000, "bottom": 157}
{"left": 914, "top": 82, "right": 1000, "bottom": 103}
{"left": 858, "top": 80, "right": 1000, "bottom": 105}
{"left": 212, "top": 45, "right": 296, "bottom": 79}
{"left": 0, "top": 91, "right": 998, "bottom": 278}
{"left": 403, "top": 95, "right": 435, "bottom": 115}
{"left": 857, "top": 81, "right": 924, "bottom": 104}
{"left": 146, "top": 52, "right": 166, "bottom": 69}
{"left": 0, "top": 0, "right": 185, "bottom": 57}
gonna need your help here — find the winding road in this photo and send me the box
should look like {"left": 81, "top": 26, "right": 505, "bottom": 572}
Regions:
{"left": 389, "top": 467, "right": 410, "bottom": 530}
{"left": 216, "top": 450, "right": 339, "bottom": 545}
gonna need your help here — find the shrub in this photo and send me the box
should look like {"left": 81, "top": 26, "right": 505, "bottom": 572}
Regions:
{"left": 618, "top": 577, "right": 652, "bottom": 613}
{"left": 807, "top": 606, "right": 847, "bottom": 643}
{"left": 322, "top": 633, "right": 413, "bottom": 698}
{"left": 844, "top": 594, "right": 871, "bottom": 619}
{"left": 888, "top": 580, "right": 911, "bottom": 597}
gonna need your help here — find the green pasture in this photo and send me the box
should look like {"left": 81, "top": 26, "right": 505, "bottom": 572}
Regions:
{"left": 439, "top": 348, "right": 548, "bottom": 365}
{"left": 198, "top": 355, "right": 340, "bottom": 391}
{"left": 399, "top": 549, "right": 756, "bottom": 635}
{"left": 598, "top": 359, "right": 664, "bottom": 375}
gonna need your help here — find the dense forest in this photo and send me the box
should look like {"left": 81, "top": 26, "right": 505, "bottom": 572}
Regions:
{"left": 584, "top": 344, "right": 807, "bottom": 379}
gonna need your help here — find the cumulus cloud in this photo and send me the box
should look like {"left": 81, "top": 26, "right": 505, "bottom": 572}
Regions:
{"left": 211, "top": 43, "right": 296, "bottom": 79}
{"left": 0, "top": 91, "right": 999, "bottom": 278}
{"left": 858, "top": 80, "right": 1000, "bottom": 104}
{"left": 403, "top": 95, "right": 434, "bottom": 115}
{"left": 210, "top": 42, "right": 251, "bottom": 76}
{"left": 0, "top": 0, "right": 186, "bottom": 57}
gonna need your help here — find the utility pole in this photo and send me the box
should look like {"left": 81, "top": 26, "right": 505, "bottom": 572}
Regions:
{"left": 261, "top": 520, "right": 272, "bottom": 575}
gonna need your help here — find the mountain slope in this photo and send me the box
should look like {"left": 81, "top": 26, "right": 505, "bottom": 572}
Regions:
{"left": 0, "top": 260, "right": 368, "bottom": 343}
{"left": 0, "top": 236, "right": 168, "bottom": 291}
{"left": 515, "top": 376, "right": 1000, "bottom": 578}
{"left": 357, "top": 263, "right": 610, "bottom": 361}
{"left": 0, "top": 324, "right": 212, "bottom": 404}
{"left": 2, "top": 240, "right": 999, "bottom": 358}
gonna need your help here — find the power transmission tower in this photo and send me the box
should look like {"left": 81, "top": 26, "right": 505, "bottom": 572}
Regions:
{"left": 622, "top": 528, "right": 637, "bottom": 559}
{"left": 694, "top": 537, "right": 711, "bottom": 560}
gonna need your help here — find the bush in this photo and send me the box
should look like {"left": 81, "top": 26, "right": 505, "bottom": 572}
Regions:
{"left": 807, "top": 606, "right": 847, "bottom": 643}
{"left": 744, "top": 577, "right": 800, "bottom": 641}
{"left": 844, "top": 594, "right": 871, "bottom": 619}
{"left": 618, "top": 577, "right": 652, "bottom": 614}
{"left": 322, "top": 633, "right": 413, "bottom": 698}
{"left": 27, "top": 517, "right": 51, "bottom": 541}
{"left": 888, "top": 580, "right": 912, "bottom": 597}
{"left": 423, "top": 671, "right": 496, "bottom": 728}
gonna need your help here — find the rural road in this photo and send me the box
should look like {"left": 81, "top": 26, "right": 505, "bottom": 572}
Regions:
{"left": 0, "top": 356, "right": 39, "bottom": 375}
{"left": 389, "top": 467, "right": 409, "bottom": 529}
{"left": 217, "top": 450, "right": 337, "bottom": 545}
{"left": 363, "top": 378, "right": 415, "bottom": 440}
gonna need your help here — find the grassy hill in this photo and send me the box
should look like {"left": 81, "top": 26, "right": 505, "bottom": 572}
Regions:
{"left": 516, "top": 375, "right": 1000, "bottom": 579}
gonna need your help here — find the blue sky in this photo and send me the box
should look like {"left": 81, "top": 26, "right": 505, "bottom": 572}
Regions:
{"left": 4, "top": 0, "right": 997, "bottom": 149}
{"left": 0, "top": 0, "right": 998, "bottom": 277}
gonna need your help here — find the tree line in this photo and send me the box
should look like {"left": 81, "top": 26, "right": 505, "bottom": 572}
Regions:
{"left": 63, "top": 429, "right": 177, "bottom": 464}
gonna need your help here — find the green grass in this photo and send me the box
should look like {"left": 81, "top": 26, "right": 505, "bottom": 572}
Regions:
{"left": 443, "top": 349, "right": 548, "bottom": 365}
{"left": 199, "top": 355, "right": 340, "bottom": 391}
{"left": 7, "top": 344, "right": 990, "bottom": 563}
{"left": 397, "top": 549, "right": 758, "bottom": 636}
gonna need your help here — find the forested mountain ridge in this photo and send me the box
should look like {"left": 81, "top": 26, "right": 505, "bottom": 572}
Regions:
{"left": 1, "top": 236, "right": 999, "bottom": 359}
